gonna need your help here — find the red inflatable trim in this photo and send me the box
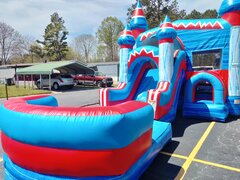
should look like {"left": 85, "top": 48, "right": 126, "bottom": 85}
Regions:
{"left": 176, "top": 36, "right": 185, "bottom": 50}
{"left": 2, "top": 129, "right": 152, "bottom": 177}
{"left": 120, "top": 45, "right": 133, "bottom": 49}
{"left": 19, "top": 94, "right": 50, "bottom": 101}
{"left": 158, "top": 39, "right": 174, "bottom": 44}
{"left": 132, "top": 29, "right": 145, "bottom": 39}
{"left": 160, "top": 22, "right": 174, "bottom": 29}
{"left": 120, "top": 30, "right": 133, "bottom": 37}
{"left": 222, "top": 11, "right": 240, "bottom": 26}
{"left": 155, "top": 60, "right": 187, "bottom": 119}
{"left": 4, "top": 97, "right": 149, "bottom": 117}
{"left": 128, "top": 49, "right": 158, "bottom": 68}
{"left": 133, "top": 8, "right": 144, "bottom": 17}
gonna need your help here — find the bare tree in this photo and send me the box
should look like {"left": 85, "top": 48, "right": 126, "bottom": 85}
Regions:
{"left": 72, "top": 34, "right": 97, "bottom": 63}
{"left": 13, "top": 35, "right": 34, "bottom": 62}
{"left": 0, "top": 22, "right": 25, "bottom": 65}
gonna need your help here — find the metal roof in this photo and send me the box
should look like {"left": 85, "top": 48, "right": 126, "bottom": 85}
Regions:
{"left": 88, "top": 61, "right": 119, "bottom": 67}
{"left": 0, "top": 63, "right": 37, "bottom": 69}
{"left": 16, "top": 60, "right": 94, "bottom": 75}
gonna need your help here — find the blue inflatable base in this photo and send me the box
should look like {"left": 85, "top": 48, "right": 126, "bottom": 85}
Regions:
{"left": 183, "top": 100, "right": 229, "bottom": 122}
{"left": 4, "top": 121, "right": 172, "bottom": 180}
{"left": 226, "top": 96, "right": 240, "bottom": 116}
{"left": 160, "top": 108, "right": 177, "bottom": 123}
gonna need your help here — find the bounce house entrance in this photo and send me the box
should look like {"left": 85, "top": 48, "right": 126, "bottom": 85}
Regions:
{"left": 195, "top": 81, "right": 213, "bottom": 102}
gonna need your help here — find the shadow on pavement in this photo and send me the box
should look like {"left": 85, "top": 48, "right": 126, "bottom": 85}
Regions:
{"left": 141, "top": 140, "right": 182, "bottom": 180}
{"left": 225, "top": 115, "right": 239, "bottom": 123}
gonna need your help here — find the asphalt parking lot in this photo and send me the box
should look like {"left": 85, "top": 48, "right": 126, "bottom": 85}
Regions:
{"left": 141, "top": 116, "right": 240, "bottom": 179}
{"left": 0, "top": 88, "right": 240, "bottom": 179}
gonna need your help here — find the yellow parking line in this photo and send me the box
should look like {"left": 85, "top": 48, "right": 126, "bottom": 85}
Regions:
{"left": 160, "top": 151, "right": 188, "bottom": 160}
{"left": 0, "top": 158, "right": 3, "bottom": 162}
{"left": 193, "top": 158, "right": 240, "bottom": 173}
{"left": 161, "top": 151, "right": 240, "bottom": 173}
{"left": 175, "top": 121, "right": 216, "bottom": 180}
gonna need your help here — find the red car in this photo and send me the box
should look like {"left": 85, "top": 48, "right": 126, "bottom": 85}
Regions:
{"left": 73, "top": 71, "right": 113, "bottom": 87}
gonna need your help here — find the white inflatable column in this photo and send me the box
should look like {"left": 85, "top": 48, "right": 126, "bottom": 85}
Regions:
{"left": 229, "top": 27, "right": 240, "bottom": 97}
{"left": 156, "top": 16, "right": 177, "bottom": 82}
{"left": 118, "top": 25, "right": 135, "bottom": 83}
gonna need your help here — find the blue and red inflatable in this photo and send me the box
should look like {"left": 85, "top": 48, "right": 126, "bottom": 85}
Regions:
{"left": 1, "top": 0, "right": 240, "bottom": 179}
{"left": 1, "top": 95, "right": 171, "bottom": 179}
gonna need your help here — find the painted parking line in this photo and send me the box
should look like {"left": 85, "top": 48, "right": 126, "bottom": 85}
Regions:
{"left": 174, "top": 121, "right": 216, "bottom": 179}
{"left": 161, "top": 151, "right": 187, "bottom": 160}
{"left": 0, "top": 158, "right": 2, "bottom": 162}
{"left": 193, "top": 158, "right": 240, "bottom": 173}
{"left": 160, "top": 151, "right": 240, "bottom": 173}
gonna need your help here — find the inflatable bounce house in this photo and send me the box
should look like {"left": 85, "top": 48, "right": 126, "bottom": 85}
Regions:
{"left": 100, "top": 0, "right": 240, "bottom": 121}
{"left": 0, "top": 0, "right": 240, "bottom": 179}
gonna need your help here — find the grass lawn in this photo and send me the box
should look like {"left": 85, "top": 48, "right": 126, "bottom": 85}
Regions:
{"left": 0, "top": 85, "right": 51, "bottom": 98}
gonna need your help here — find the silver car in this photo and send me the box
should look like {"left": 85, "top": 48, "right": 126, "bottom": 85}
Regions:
{"left": 36, "top": 74, "right": 75, "bottom": 90}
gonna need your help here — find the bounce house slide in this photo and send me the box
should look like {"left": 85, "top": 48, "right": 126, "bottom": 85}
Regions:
{"left": 101, "top": 49, "right": 186, "bottom": 122}
{"left": 147, "top": 50, "right": 186, "bottom": 121}
{"left": 133, "top": 68, "right": 159, "bottom": 102}
{"left": 0, "top": 95, "right": 172, "bottom": 179}
{"left": 100, "top": 48, "right": 158, "bottom": 106}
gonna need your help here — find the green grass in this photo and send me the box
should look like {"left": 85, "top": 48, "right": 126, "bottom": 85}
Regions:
{"left": 0, "top": 85, "right": 51, "bottom": 98}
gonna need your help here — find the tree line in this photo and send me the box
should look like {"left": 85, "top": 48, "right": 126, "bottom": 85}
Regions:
{"left": 0, "top": 0, "right": 218, "bottom": 65}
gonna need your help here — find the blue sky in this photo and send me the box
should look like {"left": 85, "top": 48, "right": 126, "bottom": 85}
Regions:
{"left": 0, "top": 0, "right": 222, "bottom": 41}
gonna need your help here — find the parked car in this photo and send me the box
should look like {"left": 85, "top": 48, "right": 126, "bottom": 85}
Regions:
{"left": 73, "top": 71, "right": 113, "bottom": 87}
{"left": 35, "top": 74, "right": 75, "bottom": 90}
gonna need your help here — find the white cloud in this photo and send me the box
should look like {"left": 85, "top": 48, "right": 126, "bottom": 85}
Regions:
{"left": 0, "top": 0, "right": 223, "bottom": 41}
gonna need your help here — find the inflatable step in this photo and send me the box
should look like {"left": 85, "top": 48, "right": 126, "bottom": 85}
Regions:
{"left": 183, "top": 100, "right": 229, "bottom": 122}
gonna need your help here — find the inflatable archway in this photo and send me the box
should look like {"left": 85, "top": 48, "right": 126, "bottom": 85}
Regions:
{"left": 183, "top": 73, "right": 229, "bottom": 121}
{"left": 184, "top": 72, "right": 226, "bottom": 104}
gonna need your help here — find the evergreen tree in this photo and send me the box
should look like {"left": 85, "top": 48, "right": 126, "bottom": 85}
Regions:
{"left": 185, "top": 9, "right": 202, "bottom": 19}
{"left": 37, "top": 12, "right": 68, "bottom": 61}
{"left": 30, "top": 43, "right": 45, "bottom": 60}
{"left": 202, "top": 9, "right": 218, "bottom": 19}
{"left": 168, "top": 0, "right": 186, "bottom": 21}
{"left": 185, "top": 9, "right": 218, "bottom": 19}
